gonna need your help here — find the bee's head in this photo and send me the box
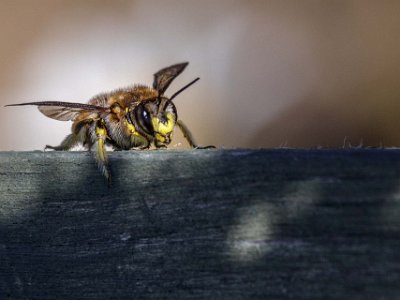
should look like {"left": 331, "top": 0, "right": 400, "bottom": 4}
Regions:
{"left": 128, "top": 77, "right": 199, "bottom": 147}
{"left": 130, "top": 97, "right": 177, "bottom": 146}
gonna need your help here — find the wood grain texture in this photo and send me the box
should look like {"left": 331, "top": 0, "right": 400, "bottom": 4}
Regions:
{"left": 0, "top": 149, "right": 400, "bottom": 299}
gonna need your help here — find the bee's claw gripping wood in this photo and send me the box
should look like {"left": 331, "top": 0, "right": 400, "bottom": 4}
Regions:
{"left": 1, "top": 149, "right": 400, "bottom": 299}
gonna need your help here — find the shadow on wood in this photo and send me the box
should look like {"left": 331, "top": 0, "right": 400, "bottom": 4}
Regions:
{"left": 0, "top": 149, "right": 400, "bottom": 299}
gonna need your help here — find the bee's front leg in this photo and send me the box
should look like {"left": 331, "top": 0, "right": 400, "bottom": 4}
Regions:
{"left": 176, "top": 119, "right": 215, "bottom": 149}
{"left": 130, "top": 134, "right": 150, "bottom": 150}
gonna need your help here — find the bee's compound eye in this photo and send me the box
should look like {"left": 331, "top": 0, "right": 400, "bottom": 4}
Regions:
{"left": 141, "top": 109, "right": 151, "bottom": 128}
{"left": 135, "top": 104, "right": 153, "bottom": 134}
{"left": 142, "top": 109, "right": 148, "bottom": 121}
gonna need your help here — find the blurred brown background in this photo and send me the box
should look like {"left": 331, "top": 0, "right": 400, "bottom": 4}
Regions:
{"left": 1, "top": 0, "right": 400, "bottom": 150}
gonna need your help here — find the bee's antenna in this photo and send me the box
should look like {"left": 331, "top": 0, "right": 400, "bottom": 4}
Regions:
{"left": 169, "top": 77, "right": 200, "bottom": 101}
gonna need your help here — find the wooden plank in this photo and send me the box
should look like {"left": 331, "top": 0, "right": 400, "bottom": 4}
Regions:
{"left": 0, "top": 149, "right": 399, "bottom": 299}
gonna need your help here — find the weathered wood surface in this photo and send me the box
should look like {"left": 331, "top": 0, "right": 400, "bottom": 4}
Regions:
{"left": 0, "top": 149, "right": 400, "bottom": 299}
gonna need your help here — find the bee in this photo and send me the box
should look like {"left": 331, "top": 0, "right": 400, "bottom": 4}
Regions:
{"left": 6, "top": 62, "right": 213, "bottom": 184}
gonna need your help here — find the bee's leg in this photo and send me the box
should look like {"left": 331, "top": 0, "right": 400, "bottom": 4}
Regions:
{"left": 176, "top": 119, "right": 196, "bottom": 148}
{"left": 45, "top": 133, "right": 80, "bottom": 151}
{"left": 90, "top": 120, "right": 111, "bottom": 185}
{"left": 130, "top": 135, "right": 150, "bottom": 150}
{"left": 176, "top": 119, "right": 215, "bottom": 149}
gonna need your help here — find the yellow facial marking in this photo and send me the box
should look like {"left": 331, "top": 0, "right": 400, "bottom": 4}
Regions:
{"left": 151, "top": 112, "right": 175, "bottom": 136}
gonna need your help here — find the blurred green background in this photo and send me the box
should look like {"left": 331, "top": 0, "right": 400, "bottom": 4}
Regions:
{"left": 1, "top": 0, "right": 400, "bottom": 150}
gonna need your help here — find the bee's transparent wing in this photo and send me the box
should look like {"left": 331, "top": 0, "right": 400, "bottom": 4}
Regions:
{"left": 153, "top": 62, "right": 188, "bottom": 95}
{"left": 6, "top": 101, "right": 108, "bottom": 121}
{"left": 37, "top": 105, "right": 82, "bottom": 121}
